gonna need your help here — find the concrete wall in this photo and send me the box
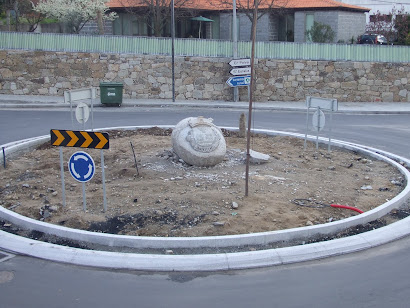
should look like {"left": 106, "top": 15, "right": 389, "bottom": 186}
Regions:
{"left": 219, "top": 12, "right": 278, "bottom": 41}
{"left": 0, "top": 50, "right": 408, "bottom": 102}
{"left": 294, "top": 10, "right": 366, "bottom": 43}
{"left": 336, "top": 11, "right": 366, "bottom": 43}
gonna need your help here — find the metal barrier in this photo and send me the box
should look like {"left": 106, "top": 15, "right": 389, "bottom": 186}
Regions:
{"left": 0, "top": 31, "right": 409, "bottom": 63}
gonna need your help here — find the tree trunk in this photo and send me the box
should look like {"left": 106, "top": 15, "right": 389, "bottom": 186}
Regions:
{"left": 13, "top": 1, "right": 19, "bottom": 31}
{"left": 6, "top": 10, "right": 11, "bottom": 31}
{"left": 97, "top": 10, "right": 104, "bottom": 35}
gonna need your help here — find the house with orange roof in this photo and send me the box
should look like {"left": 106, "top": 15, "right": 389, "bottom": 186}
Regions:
{"left": 104, "top": 0, "right": 370, "bottom": 43}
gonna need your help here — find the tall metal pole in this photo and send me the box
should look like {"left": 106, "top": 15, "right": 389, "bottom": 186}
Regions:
{"left": 245, "top": 0, "right": 258, "bottom": 197}
{"left": 233, "top": 0, "right": 239, "bottom": 102}
{"left": 171, "top": 0, "right": 175, "bottom": 102}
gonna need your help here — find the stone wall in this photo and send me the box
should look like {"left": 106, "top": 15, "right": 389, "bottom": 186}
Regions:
{"left": 0, "top": 49, "right": 408, "bottom": 102}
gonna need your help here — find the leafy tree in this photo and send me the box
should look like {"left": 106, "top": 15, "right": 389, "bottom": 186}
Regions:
{"left": 394, "top": 9, "right": 409, "bottom": 45}
{"left": 33, "top": 0, "right": 117, "bottom": 34}
{"left": 305, "top": 21, "right": 335, "bottom": 43}
{"left": 0, "top": 0, "right": 45, "bottom": 32}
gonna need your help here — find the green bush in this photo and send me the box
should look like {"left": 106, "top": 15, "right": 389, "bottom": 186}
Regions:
{"left": 306, "top": 21, "right": 335, "bottom": 43}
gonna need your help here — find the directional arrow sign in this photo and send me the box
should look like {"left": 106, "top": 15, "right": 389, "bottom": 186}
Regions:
{"left": 229, "top": 58, "right": 251, "bottom": 67}
{"left": 230, "top": 67, "right": 251, "bottom": 76}
{"left": 50, "top": 129, "right": 109, "bottom": 149}
{"left": 226, "top": 75, "right": 251, "bottom": 87}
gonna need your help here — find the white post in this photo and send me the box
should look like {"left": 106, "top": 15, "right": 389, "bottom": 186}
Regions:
{"left": 59, "top": 147, "right": 66, "bottom": 207}
{"left": 101, "top": 150, "right": 107, "bottom": 212}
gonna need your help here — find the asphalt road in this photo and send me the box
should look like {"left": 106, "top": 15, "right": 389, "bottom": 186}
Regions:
{"left": 1, "top": 107, "right": 410, "bottom": 307}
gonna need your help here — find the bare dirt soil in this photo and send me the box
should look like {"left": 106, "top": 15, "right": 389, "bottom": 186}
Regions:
{"left": 0, "top": 127, "right": 405, "bottom": 237}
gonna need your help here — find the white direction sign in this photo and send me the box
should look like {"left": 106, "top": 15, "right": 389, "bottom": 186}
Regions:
{"left": 75, "top": 102, "right": 90, "bottom": 124}
{"left": 230, "top": 67, "right": 251, "bottom": 76}
{"left": 229, "top": 58, "right": 251, "bottom": 67}
{"left": 312, "top": 109, "right": 326, "bottom": 131}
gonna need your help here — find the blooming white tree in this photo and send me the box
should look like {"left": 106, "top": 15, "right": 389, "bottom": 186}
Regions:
{"left": 33, "top": 0, "right": 117, "bottom": 34}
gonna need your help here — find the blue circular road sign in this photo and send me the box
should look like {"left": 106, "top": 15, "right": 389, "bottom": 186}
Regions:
{"left": 68, "top": 151, "right": 95, "bottom": 183}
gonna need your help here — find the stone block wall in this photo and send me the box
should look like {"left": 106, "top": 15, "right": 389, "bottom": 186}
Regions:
{"left": 0, "top": 49, "right": 408, "bottom": 102}
{"left": 294, "top": 10, "right": 366, "bottom": 43}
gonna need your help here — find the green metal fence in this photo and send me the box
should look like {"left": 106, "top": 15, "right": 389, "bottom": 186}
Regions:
{"left": 0, "top": 31, "right": 409, "bottom": 63}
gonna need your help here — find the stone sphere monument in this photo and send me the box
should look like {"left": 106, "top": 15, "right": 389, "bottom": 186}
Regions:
{"left": 171, "top": 117, "right": 226, "bottom": 167}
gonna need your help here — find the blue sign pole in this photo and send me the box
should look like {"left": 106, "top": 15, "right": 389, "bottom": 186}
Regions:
{"left": 68, "top": 151, "right": 95, "bottom": 211}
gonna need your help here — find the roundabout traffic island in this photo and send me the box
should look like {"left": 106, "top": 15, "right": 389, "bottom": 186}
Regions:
{"left": 0, "top": 125, "right": 407, "bottom": 244}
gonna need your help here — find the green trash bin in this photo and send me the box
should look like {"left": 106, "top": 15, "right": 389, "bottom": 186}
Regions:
{"left": 99, "top": 82, "right": 123, "bottom": 106}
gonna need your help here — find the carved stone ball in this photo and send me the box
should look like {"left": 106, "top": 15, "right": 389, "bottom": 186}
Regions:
{"left": 171, "top": 117, "right": 227, "bottom": 167}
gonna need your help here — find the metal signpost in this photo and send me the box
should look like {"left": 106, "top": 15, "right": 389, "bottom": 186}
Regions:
{"left": 227, "top": 59, "right": 251, "bottom": 95}
{"left": 304, "top": 96, "right": 338, "bottom": 151}
{"left": 68, "top": 151, "right": 95, "bottom": 211}
{"left": 50, "top": 129, "right": 109, "bottom": 212}
{"left": 227, "top": 58, "right": 254, "bottom": 197}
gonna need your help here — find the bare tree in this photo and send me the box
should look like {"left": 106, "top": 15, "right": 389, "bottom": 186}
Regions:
{"left": 119, "top": 0, "right": 196, "bottom": 37}
{"left": 222, "top": 0, "right": 287, "bottom": 40}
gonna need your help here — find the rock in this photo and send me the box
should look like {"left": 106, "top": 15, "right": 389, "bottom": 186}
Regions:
{"left": 231, "top": 202, "right": 239, "bottom": 209}
{"left": 306, "top": 220, "right": 314, "bottom": 226}
{"left": 212, "top": 211, "right": 220, "bottom": 216}
{"left": 327, "top": 166, "right": 336, "bottom": 171}
{"left": 42, "top": 210, "right": 51, "bottom": 218}
{"left": 239, "top": 113, "right": 246, "bottom": 138}
{"left": 165, "top": 250, "right": 174, "bottom": 255}
{"left": 52, "top": 191, "right": 58, "bottom": 196}
{"left": 171, "top": 117, "right": 226, "bottom": 167}
{"left": 22, "top": 184, "right": 30, "bottom": 188}
{"left": 391, "top": 180, "right": 402, "bottom": 186}
{"left": 213, "top": 221, "right": 225, "bottom": 227}
{"left": 154, "top": 210, "right": 164, "bottom": 216}
{"left": 249, "top": 150, "right": 270, "bottom": 164}
{"left": 361, "top": 185, "right": 373, "bottom": 190}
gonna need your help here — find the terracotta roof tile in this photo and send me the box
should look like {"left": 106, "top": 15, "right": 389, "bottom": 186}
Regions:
{"left": 107, "top": 0, "right": 370, "bottom": 12}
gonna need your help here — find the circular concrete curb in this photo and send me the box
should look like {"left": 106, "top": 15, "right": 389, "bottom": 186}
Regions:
{"left": 1, "top": 126, "right": 409, "bottom": 271}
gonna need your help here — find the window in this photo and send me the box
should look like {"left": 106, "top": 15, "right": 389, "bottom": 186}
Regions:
{"left": 305, "top": 13, "right": 314, "bottom": 42}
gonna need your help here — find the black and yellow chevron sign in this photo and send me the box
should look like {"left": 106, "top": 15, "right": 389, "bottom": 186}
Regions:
{"left": 50, "top": 129, "right": 109, "bottom": 149}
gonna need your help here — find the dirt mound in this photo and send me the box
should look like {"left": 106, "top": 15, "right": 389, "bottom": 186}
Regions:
{"left": 0, "top": 128, "right": 405, "bottom": 237}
